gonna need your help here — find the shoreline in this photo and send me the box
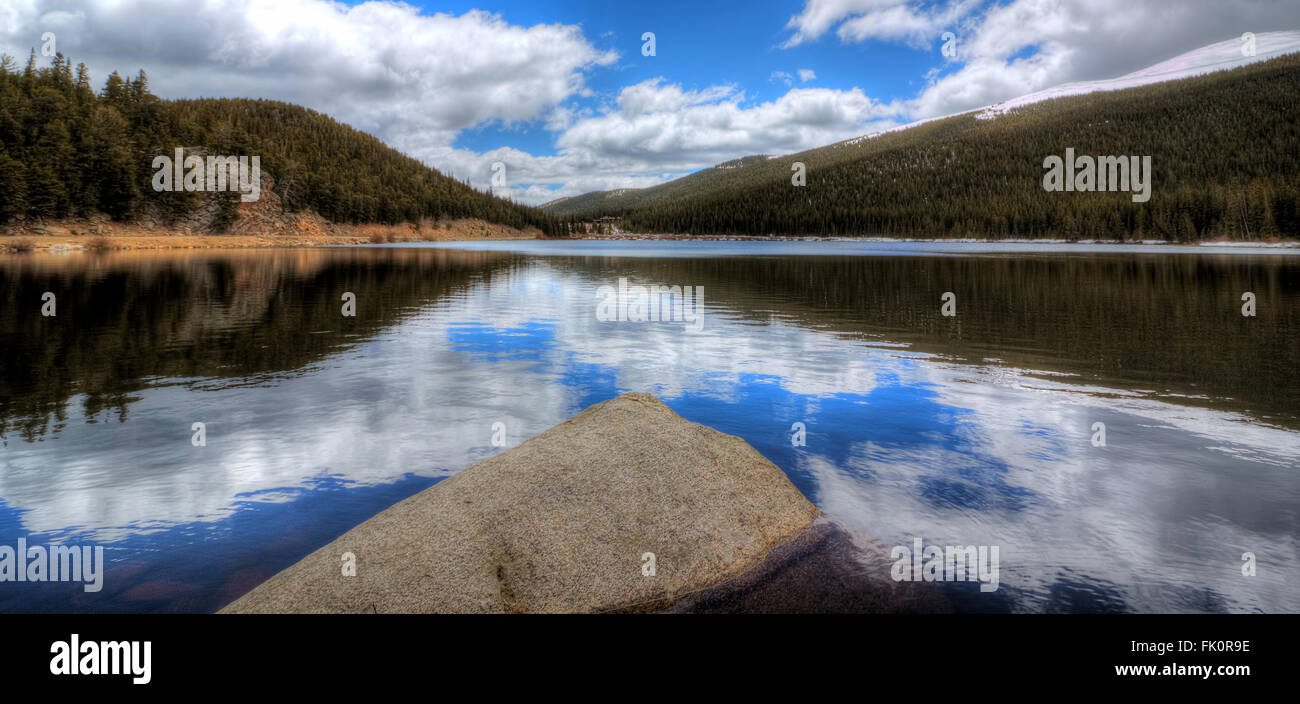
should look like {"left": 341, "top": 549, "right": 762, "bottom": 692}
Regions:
{"left": 0, "top": 217, "right": 544, "bottom": 252}
{"left": 8, "top": 234, "right": 1300, "bottom": 254}
{"left": 3, "top": 220, "right": 1297, "bottom": 253}
{"left": 572, "top": 232, "right": 1300, "bottom": 247}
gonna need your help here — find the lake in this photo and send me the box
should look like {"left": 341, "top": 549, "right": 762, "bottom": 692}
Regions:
{"left": 1, "top": 240, "right": 1297, "bottom": 613}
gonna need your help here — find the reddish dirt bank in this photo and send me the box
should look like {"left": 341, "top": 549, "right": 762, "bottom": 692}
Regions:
{"left": 0, "top": 217, "right": 542, "bottom": 252}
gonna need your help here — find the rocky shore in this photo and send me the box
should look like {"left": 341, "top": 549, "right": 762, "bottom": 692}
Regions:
{"left": 220, "top": 393, "right": 938, "bottom": 614}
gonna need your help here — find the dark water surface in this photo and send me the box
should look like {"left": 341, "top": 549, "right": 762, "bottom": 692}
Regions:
{"left": 1, "top": 241, "right": 1297, "bottom": 613}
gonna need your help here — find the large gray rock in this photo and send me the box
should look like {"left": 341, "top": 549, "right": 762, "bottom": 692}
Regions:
{"left": 221, "top": 393, "right": 819, "bottom": 613}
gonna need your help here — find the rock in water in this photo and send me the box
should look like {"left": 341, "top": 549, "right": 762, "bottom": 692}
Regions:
{"left": 220, "top": 393, "right": 818, "bottom": 613}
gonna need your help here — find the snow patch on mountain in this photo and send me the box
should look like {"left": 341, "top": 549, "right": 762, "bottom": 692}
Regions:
{"left": 976, "top": 30, "right": 1300, "bottom": 119}
{"left": 841, "top": 31, "right": 1300, "bottom": 148}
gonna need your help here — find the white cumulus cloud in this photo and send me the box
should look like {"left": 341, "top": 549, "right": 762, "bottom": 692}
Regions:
{"left": 783, "top": 0, "right": 1300, "bottom": 121}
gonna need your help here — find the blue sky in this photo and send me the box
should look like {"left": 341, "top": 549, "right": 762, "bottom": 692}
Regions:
{"left": 2, "top": 0, "right": 1296, "bottom": 203}
{"left": 436, "top": 0, "right": 947, "bottom": 158}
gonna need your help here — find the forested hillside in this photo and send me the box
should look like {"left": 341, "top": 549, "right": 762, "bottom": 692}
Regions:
{"left": 541, "top": 155, "right": 778, "bottom": 215}
{"left": 0, "top": 51, "right": 570, "bottom": 236}
{"left": 546, "top": 54, "right": 1300, "bottom": 241}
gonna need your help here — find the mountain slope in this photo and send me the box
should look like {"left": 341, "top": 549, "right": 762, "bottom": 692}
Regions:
{"left": 977, "top": 30, "right": 1300, "bottom": 120}
{"left": 0, "top": 54, "right": 569, "bottom": 236}
{"left": 540, "top": 156, "right": 779, "bottom": 216}
{"left": 544, "top": 38, "right": 1300, "bottom": 241}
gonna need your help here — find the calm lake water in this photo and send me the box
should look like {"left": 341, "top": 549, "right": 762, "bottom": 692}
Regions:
{"left": 1, "top": 241, "right": 1297, "bottom": 613}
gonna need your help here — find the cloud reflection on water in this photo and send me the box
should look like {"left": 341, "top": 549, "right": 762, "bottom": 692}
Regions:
{"left": 0, "top": 250, "right": 1296, "bottom": 612}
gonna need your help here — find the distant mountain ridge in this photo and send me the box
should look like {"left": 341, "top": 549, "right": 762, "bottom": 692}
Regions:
{"left": 544, "top": 35, "right": 1300, "bottom": 241}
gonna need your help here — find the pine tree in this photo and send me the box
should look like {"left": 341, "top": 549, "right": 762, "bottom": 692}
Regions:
{"left": 75, "top": 63, "right": 91, "bottom": 92}
{"left": 0, "top": 149, "right": 27, "bottom": 221}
